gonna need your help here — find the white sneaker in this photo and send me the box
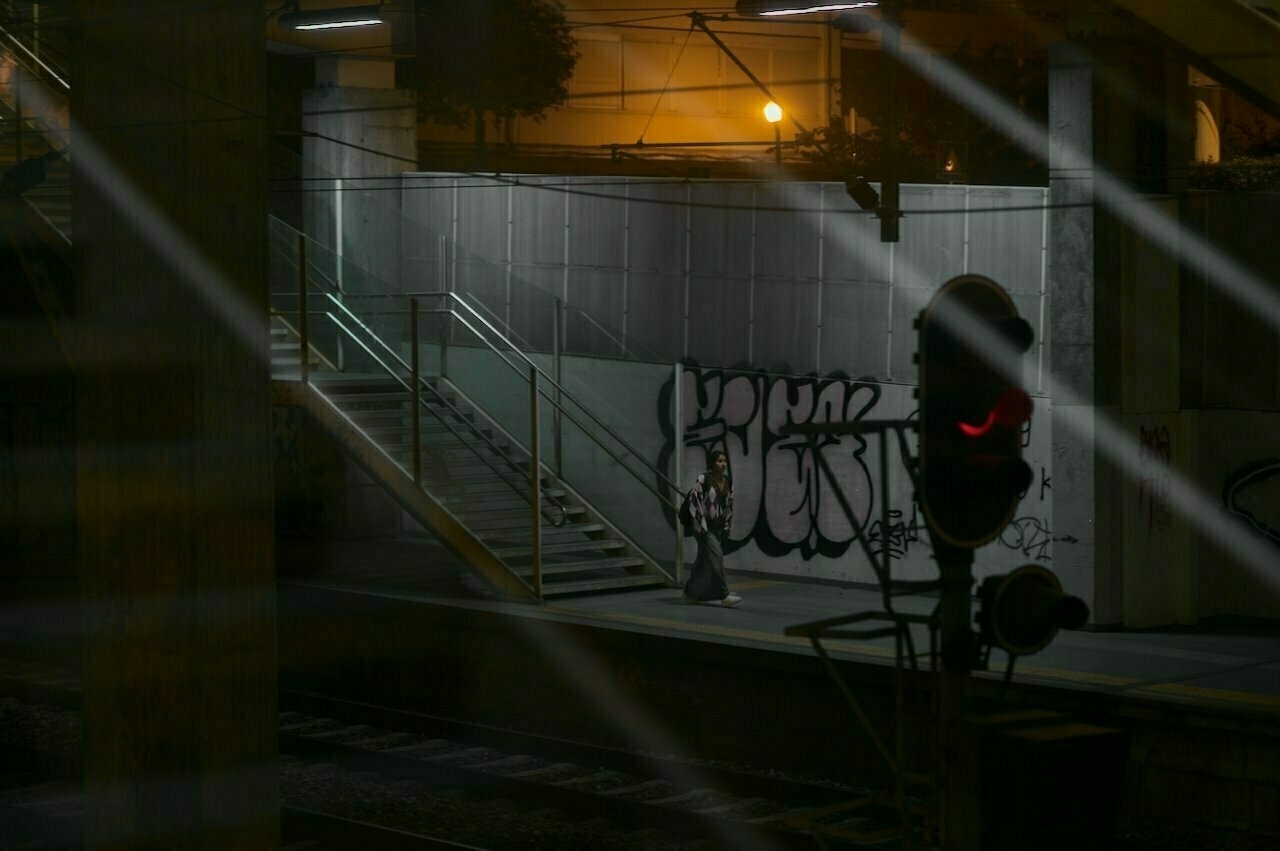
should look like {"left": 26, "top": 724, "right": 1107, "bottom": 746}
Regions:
{"left": 721, "top": 593, "right": 742, "bottom": 607}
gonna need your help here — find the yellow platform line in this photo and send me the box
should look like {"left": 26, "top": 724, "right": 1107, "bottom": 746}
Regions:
{"left": 1011, "top": 665, "right": 1142, "bottom": 688}
{"left": 1130, "top": 682, "right": 1280, "bottom": 709}
{"left": 545, "top": 606, "right": 899, "bottom": 660}
{"left": 728, "top": 579, "right": 783, "bottom": 591}
{"left": 546, "top": 605, "right": 1279, "bottom": 713}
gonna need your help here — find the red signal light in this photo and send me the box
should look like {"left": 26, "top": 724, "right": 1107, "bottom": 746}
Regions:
{"left": 958, "top": 410, "right": 996, "bottom": 438}
{"left": 956, "top": 389, "right": 1032, "bottom": 438}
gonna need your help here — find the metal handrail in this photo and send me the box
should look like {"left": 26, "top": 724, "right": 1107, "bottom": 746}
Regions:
{"left": 304, "top": 296, "right": 569, "bottom": 528}
{"left": 398, "top": 290, "right": 680, "bottom": 506}
{"left": 0, "top": 22, "right": 70, "bottom": 91}
{"left": 0, "top": 22, "right": 71, "bottom": 158}
{"left": 457, "top": 287, "right": 661, "bottom": 364}
{"left": 338, "top": 291, "right": 681, "bottom": 510}
{"left": 563, "top": 300, "right": 665, "bottom": 363}
{"left": 272, "top": 246, "right": 569, "bottom": 527}
{"left": 273, "top": 220, "right": 682, "bottom": 583}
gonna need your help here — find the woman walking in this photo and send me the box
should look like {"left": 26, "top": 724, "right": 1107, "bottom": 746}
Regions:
{"left": 683, "top": 449, "right": 741, "bottom": 607}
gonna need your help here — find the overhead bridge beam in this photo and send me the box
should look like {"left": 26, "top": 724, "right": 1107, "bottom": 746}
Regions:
{"left": 1107, "top": 0, "right": 1280, "bottom": 117}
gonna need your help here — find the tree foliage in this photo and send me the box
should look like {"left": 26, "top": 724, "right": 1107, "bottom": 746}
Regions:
{"left": 798, "top": 39, "right": 1048, "bottom": 186}
{"left": 413, "top": 0, "right": 579, "bottom": 163}
{"left": 1189, "top": 156, "right": 1280, "bottom": 191}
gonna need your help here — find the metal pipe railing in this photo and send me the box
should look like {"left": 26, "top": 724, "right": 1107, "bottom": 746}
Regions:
{"left": 274, "top": 222, "right": 678, "bottom": 578}
{"left": 276, "top": 244, "right": 569, "bottom": 527}
{"left": 303, "top": 296, "right": 570, "bottom": 527}
{"left": 410, "top": 290, "right": 680, "bottom": 502}
{"left": 411, "top": 297, "right": 422, "bottom": 487}
{"left": 530, "top": 365, "right": 543, "bottom": 597}
{"left": 317, "top": 281, "right": 681, "bottom": 515}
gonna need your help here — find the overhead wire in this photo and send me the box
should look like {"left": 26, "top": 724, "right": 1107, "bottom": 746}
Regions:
{"left": 635, "top": 16, "right": 696, "bottom": 143}
{"left": 2, "top": 7, "right": 1270, "bottom": 221}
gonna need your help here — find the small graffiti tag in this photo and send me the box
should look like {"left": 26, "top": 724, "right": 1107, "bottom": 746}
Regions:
{"left": 866, "top": 505, "right": 923, "bottom": 561}
{"left": 998, "top": 516, "right": 1078, "bottom": 562}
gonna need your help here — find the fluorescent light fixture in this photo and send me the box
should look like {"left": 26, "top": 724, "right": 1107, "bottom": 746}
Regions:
{"left": 279, "top": 4, "right": 384, "bottom": 30}
{"left": 735, "top": 0, "right": 877, "bottom": 15}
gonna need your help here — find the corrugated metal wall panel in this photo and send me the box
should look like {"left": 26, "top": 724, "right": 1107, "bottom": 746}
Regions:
{"left": 688, "top": 274, "right": 752, "bottom": 367}
{"left": 626, "top": 269, "right": 684, "bottom": 362}
{"left": 753, "top": 182, "right": 823, "bottom": 281}
{"left": 820, "top": 280, "right": 891, "bottom": 378}
{"left": 895, "top": 185, "right": 967, "bottom": 290}
{"left": 399, "top": 173, "right": 1049, "bottom": 376}
{"left": 688, "top": 182, "right": 756, "bottom": 279}
{"left": 625, "top": 182, "right": 689, "bottom": 275}
{"left": 509, "top": 176, "right": 565, "bottom": 267}
{"left": 966, "top": 188, "right": 1048, "bottom": 294}
{"left": 755, "top": 276, "right": 821, "bottom": 373}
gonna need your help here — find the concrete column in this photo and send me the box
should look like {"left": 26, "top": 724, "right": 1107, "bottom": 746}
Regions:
{"left": 1048, "top": 23, "right": 1193, "bottom": 628}
{"left": 301, "top": 58, "right": 417, "bottom": 295}
{"left": 70, "top": 1, "right": 277, "bottom": 848}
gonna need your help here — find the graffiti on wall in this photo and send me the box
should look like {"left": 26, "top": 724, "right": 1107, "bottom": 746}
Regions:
{"left": 1223, "top": 459, "right": 1280, "bottom": 547}
{"left": 1138, "top": 425, "right": 1173, "bottom": 535}
{"left": 657, "top": 364, "right": 1062, "bottom": 565}
{"left": 657, "top": 366, "right": 886, "bottom": 560}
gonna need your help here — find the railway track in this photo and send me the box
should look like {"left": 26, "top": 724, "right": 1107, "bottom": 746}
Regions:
{"left": 275, "top": 690, "right": 919, "bottom": 849}
{"left": 0, "top": 659, "right": 919, "bottom": 849}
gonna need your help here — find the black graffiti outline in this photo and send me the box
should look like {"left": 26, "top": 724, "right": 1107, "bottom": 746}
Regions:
{"left": 657, "top": 361, "right": 882, "bottom": 561}
{"left": 998, "top": 516, "right": 1077, "bottom": 561}
{"left": 1223, "top": 459, "right": 1280, "bottom": 547}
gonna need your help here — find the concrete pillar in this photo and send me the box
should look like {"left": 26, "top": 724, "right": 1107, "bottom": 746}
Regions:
{"left": 70, "top": 1, "right": 277, "bottom": 848}
{"left": 1047, "top": 20, "right": 1194, "bottom": 628}
{"left": 301, "top": 57, "right": 417, "bottom": 295}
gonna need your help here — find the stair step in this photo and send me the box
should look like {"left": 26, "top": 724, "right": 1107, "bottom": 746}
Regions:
{"left": 361, "top": 424, "right": 500, "bottom": 441}
{"left": 493, "top": 539, "right": 626, "bottom": 559}
{"left": 426, "top": 472, "right": 555, "bottom": 492}
{"left": 456, "top": 496, "right": 574, "bottom": 516}
{"left": 426, "top": 454, "right": 530, "bottom": 472}
{"left": 464, "top": 507, "right": 586, "bottom": 531}
{"left": 539, "top": 574, "right": 666, "bottom": 597}
{"left": 327, "top": 391, "right": 446, "bottom": 405}
{"left": 271, "top": 354, "right": 321, "bottom": 366}
{"left": 477, "top": 522, "right": 606, "bottom": 542}
{"left": 513, "top": 558, "right": 645, "bottom": 578}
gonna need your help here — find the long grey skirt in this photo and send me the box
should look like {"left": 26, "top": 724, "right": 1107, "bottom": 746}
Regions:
{"left": 685, "top": 534, "right": 728, "bottom": 602}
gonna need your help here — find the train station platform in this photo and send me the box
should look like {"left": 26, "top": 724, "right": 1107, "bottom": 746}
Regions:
{"left": 274, "top": 535, "right": 1280, "bottom": 836}
{"left": 284, "top": 535, "right": 1280, "bottom": 723}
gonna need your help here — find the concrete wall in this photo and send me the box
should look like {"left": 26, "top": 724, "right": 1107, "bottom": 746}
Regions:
{"left": 1181, "top": 192, "right": 1280, "bottom": 621}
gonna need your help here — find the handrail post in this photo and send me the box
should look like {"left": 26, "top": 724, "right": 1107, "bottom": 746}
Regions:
{"left": 530, "top": 365, "right": 542, "bottom": 599}
{"left": 553, "top": 297, "right": 563, "bottom": 477}
{"left": 439, "top": 236, "right": 450, "bottom": 379}
{"left": 674, "top": 361, "right": 685, "bottom": 586}
{"left": 14, "top": 64, "right": 23, "bottom": 164}
{"left": 298, "top": 234, "right": 309, "bottom": 384}
{"left": 411, "top": 297, "right": 422, "bottom": 487}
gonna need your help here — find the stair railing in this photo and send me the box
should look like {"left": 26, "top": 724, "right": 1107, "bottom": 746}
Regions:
{"left": 0, "top": 19, "right": 70, "bottom": 154}
{"left": 275, "top": 231, "right": 571, "bottom": 530}
{"left": 410, "top": 290, "right": 683, "bottom": 581}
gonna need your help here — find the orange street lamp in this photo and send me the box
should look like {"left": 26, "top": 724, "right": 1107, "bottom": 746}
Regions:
{"left": 764, "top": 101, "right": 783, "bottom": 165}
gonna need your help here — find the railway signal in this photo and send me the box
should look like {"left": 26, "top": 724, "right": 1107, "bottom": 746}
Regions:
{"left": 976, "top": 564, "right": 1090, "bottom": 658}
{"left": 916, "top": 274, "right": 1035, "bottom": 548}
